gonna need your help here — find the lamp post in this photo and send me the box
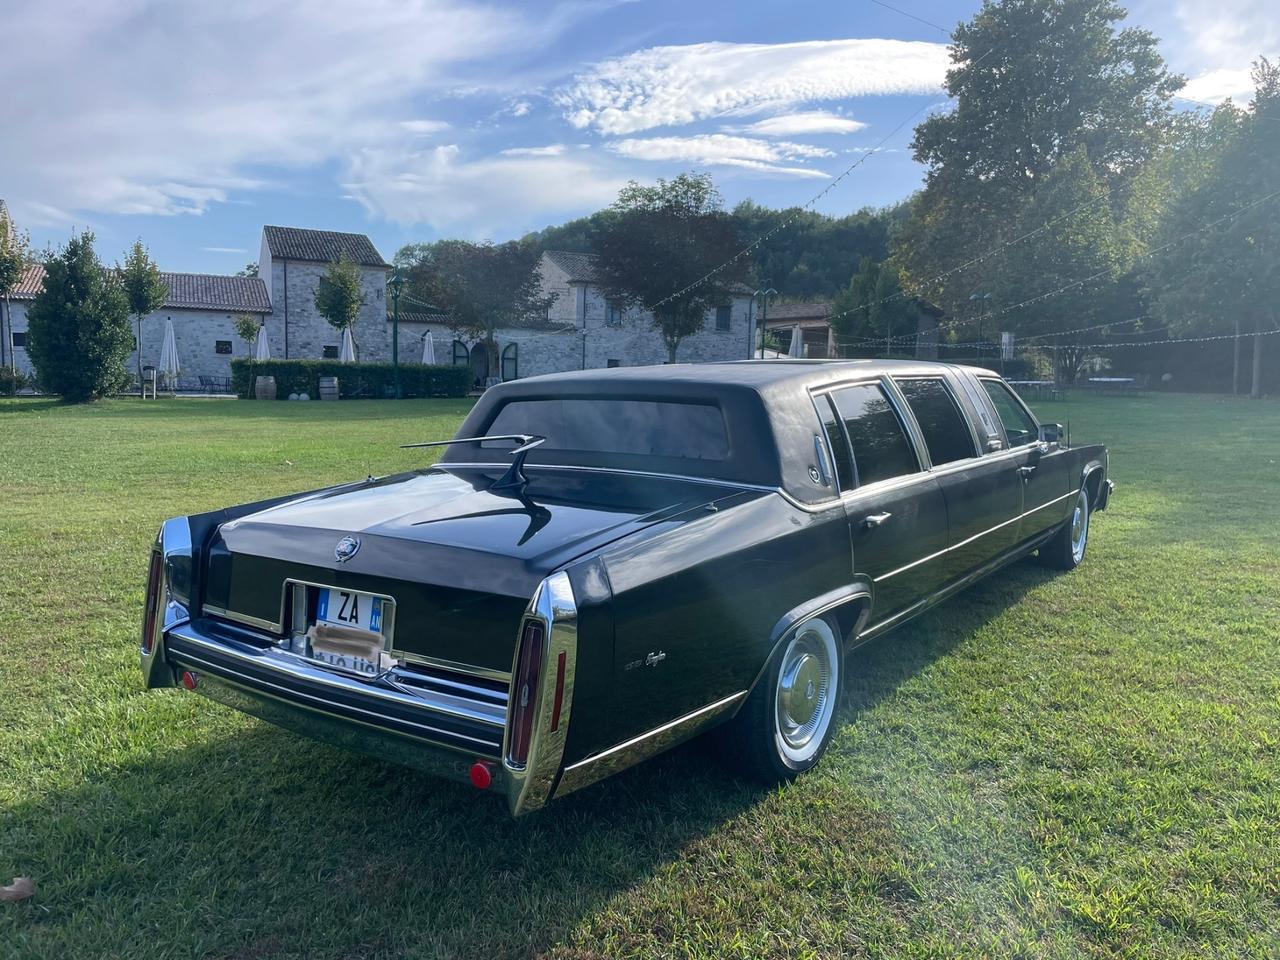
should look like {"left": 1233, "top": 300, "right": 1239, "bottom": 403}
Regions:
{"left": 389, "top": 271, "right": 405, "bottom": 399}
{"left": 754, "top": 284, "right": 777, "bottom": 358}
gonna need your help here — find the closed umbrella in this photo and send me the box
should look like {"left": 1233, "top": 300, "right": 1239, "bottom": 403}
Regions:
{"left": 253, "top": 325, "right": 271, "bottom": 361}
{"left": 789, "top": 325, "right": 804, "bottom": 358}
{"left": 421, "top": 330, "right": 436, "bottom": 365}
{"left": 158, "top": 319, "right": 181, "bottom": 388}
{"left": 340, "top": 327, "right": 356, "bottom": 362}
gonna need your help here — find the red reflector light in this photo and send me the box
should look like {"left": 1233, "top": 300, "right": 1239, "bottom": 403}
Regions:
{"left": 181, "top": 671, "right": 198, "bottom": 691}
{"left": 469, "top": 762, "right": 493, "bottom": 790}
{"left": 141, "top": 550, "right": 163, "bottom": 655}
{"left": 508, "top": 620, "right": 545, "bottom": 767}
{"left": 550, "top": 651, "right": 566, "bottom": 733}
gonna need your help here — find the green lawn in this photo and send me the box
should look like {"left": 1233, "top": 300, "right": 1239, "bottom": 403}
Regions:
{"left": 1, "top": 393, "right": 1277, "bottom": 959}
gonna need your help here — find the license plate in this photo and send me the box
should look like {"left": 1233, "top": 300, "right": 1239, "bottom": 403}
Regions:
{"left": 310, "top": 630, "right": 384, "bottom": 677}
{"left": 316, "top": 587, "right": 384, "bottom": 633}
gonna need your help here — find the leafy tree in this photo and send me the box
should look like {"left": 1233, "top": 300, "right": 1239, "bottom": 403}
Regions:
{"left": 401, "top": 239, "right": 553, "bottom": 378}
{"left": 235, "top": 261, "right": 258, "bottom": 277}
{"left": 831, "top": 258, "right": 917, "bottom": 356}
{"left": 897, "top": 0, "right": 1182, "bottom": 312}
{"left": 0, "top": 206, "right": 31, "bottom": 373}
{"left": 119, "top": 240, "right": 168, "bottom": 388}
{"left": 1144, "top": 59, "right": 1280, "bottom": 396}
{"left": 233, "top": 313, "right": 261, "bottom": 349}
{"left": 26, "top": 233, "right": 133, "bottom": 402}
{"left": 313, "top": 254, "right": 366, "bottom": 355}
{"left": 593, "top": 173, "right": 747, "bottom": 362}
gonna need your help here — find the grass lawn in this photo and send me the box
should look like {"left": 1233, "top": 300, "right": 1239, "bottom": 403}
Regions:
{"left": 0, "top": 392, "right": 1277, "bottom": 959}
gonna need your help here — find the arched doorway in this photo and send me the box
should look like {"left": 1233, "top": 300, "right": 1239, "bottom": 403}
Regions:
{"left": 468, "top": 341, "right": 489, "bottom": 388}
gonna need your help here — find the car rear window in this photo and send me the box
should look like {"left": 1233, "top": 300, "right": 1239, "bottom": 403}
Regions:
{"left": 485, "top": 398, "right": 730, "bottom": 461}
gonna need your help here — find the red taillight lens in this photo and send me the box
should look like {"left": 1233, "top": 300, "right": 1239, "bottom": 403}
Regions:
{"left": 142, "top": 550, "right": 163, "bottom": 655}
{"left": 508, "top": 620, "right": 545, "bottom": 767}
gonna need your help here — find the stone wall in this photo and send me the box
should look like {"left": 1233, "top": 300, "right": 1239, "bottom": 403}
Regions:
{"left": 267, "top": 259, "right": 390, "bottom": 362}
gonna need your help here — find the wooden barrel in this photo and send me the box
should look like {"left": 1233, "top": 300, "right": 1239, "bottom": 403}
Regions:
{"left": 318, "top": 376, "right": 339, "bottom": 401}
{"left": 254, "top": 376, "right": 277, "bottom": 401}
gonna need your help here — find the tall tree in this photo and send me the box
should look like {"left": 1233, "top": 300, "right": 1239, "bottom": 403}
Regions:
{"left": 26, "top": 233, "right": 133, "bottom": 402}
{"left": 0, "top": 206, "right": 31, "bottom": 373}
{"left": 1144, "top": 59, "right": 1280, "bottom": 396}
{"left": 831, "top": 258, "right": 917, "bottom": 356}
{"left": 593, "top": 173, "right": 747, "bottom": 362}
{"left": 896, "top": 0, "right": 1182, "bottom": 312}
{"left": 402, "top": 239, "right": 552, "bottom": 378}
{"left": 119, "top": 240, "right": 168, "bottom": 389}
{"left": 314, "top": 254, "right": 366, "bottom": 355}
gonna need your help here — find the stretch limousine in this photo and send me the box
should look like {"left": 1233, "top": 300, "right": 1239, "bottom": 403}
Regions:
{"left": 140, "top": 361, "right": 1112, "bottom": 814}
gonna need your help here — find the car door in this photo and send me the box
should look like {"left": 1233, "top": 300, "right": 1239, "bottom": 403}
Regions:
{"left": 817, "top": 380, "right": 948, "bottom": 627}
{"left": 890, "top": 374, "right": 1023, "bottom": 585}
{"left": 979, "top": 377, "right": 1073, "bottom": 543}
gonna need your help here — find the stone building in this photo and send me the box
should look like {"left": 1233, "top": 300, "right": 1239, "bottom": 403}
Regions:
{"left": 762, "top": 302, "right": 835, "bottom": 358}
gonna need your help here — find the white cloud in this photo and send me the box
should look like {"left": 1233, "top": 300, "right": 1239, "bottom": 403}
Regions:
{"left": 202, "top": 246, "right": 248, "bottom": 254}
{"left": 509, "top": 100, "right": 533, "bottom": 117}
{"left": 1172, "top": 0, "right": 1279, "bottom": 69}
{"left": 556, "top": 38, "right": 949, "bottom": 134}
{"left": 500, "top": 144, "right": 567, "bottom": 156}
{"left": 607, "top": 134, "right": 832, "bottom": 177}
{"left": 343, "top": 144, "right": 626, "bottom": 235}
{"left": 1179, "top": 68, "right": 1258, "bottom": 105}
{"left": 732, "top": 111, "right": 869, "bottom": 136}
{"left": 0, "top": 0, "right": 584, "bottom": 221}
{"left": 399, "top": 120, "right": 452, "bottom": 135}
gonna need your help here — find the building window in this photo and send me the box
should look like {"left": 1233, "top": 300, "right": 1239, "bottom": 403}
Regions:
{"left": 606, "top": 300, "right": 624, "bottom": 326}
{"left": 715, "top": 305, "right": 732, "bottom": 331}
{"left": 452, "top": 339, "right": 469, "bottom": 365}
{"left": 607, "top": 359, "right": 621, "bottom": 368}
{"left": 11, "top": 332, "right": 26, "bottom": 348}
{"left": 215, "top": 340, "right": 233, "bottom": 355}
{"left": 501, "top": 342, "right": 519, "bottom": 381}
{"left": 322, "top": 345, "right": 339, "bottom": 359}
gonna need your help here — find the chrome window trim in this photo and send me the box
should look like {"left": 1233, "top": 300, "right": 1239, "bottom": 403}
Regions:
{"left": 554, "top": 690, "right": 747, "bottom": 800}
{"left": 502, "top": 570, "right": 578, "bottom": 816}
{"left": 978, "top": 376, "right": 1041, "bottom": 448}
{"left": 812, "top": 376, "right": 927, "bottom": 489}
{"left": 954, "top": 370, "right": 1004, "bottom": 449}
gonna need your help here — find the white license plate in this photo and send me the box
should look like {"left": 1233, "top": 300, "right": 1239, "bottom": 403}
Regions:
{"left": 310, "top": 637, "right": 383, "bottom": 677}
{"left": 316, "top": 587, "right": 384, "bottom": 633}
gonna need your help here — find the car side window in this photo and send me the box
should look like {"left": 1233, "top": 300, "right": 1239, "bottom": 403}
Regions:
{"left": 981, "top": 379, "right": 1039, "bottom": 446}
{"left": 817, "top": 394, "right": 854, "bottom": 490}
{"left": 830, "top": 383, "right": 920, "bottom": 486}
{"left": 893, "top": 378, "right": 977, "bottom": 466}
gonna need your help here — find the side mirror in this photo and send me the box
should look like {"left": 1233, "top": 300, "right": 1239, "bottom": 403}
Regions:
{"left": 1038, "top": 422, "right": 1064, "bottom": 446}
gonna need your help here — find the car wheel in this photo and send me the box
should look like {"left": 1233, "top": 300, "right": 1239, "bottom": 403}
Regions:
{"left": 718, "top": 615, "right": 842, "bottom": 782}
{"left": 1039, "top": 486, "right": 1090, "bottom": 570}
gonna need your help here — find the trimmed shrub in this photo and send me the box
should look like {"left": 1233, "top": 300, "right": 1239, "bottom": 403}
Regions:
{"left": 0, "top": 367, "right": 30, "bottom": 396}
{"left": 231, "top": 359, "right": 470, "bottom": 400}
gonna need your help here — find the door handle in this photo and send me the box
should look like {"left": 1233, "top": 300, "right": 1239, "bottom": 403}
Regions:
{"left": 1016, "top": 465, "right": 1037, "bottom": 479}
{"left": 862, "top": 511, "right": 892, "bottom": 529}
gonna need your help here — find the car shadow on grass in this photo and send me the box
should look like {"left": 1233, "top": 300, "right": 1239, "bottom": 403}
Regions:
{"left": 4, "top": 560, "right": 1063, "bottom": 960}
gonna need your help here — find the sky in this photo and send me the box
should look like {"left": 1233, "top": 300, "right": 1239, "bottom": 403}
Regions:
{"left": 1, "top": 0, "right": 1274, "bottom": 275}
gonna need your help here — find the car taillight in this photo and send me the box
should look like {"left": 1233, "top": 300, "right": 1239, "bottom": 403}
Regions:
{"left": 508, "top": 619, "right": 545, "bottom": 767}
{"left": 142, "top": 549, "right": 163, "bottom": 655}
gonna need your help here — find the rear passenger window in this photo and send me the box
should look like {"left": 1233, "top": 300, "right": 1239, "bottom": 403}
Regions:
{"left": 981, "top": 379, "right": 1039, "bottom": 447}
{"left": 894, "top": 378, "right": 977, "bottom": 466}
{"left": 831, "top": 383, "right": 920, "bottom": 486}
{"left": 818, "top": 394, "right": 853, "bottom": 490}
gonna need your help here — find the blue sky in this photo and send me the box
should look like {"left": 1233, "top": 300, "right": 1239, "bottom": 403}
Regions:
{"left": 1, "top": 0, "right": 1273, "bottom": 275}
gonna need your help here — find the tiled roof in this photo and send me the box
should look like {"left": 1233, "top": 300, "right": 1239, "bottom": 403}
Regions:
{"left": 543, "top": 249, "right": 602, "bottom": 283}
{"left": 10, "top": 264, "right": 271, "bottom": 313}
{"left": 763, "top": 301, "right": 832, "bottom": 322}
{"left": 392, "top": 309, "right": 450, "bottom": 324}
{"left": 263, "top": 225, "right": 389, "bottom": 267}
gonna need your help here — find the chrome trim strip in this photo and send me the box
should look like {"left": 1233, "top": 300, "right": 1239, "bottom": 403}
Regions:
{"left": 438, "top": 461, "right": 777, "bottom": 495}
{"left": 873, "top": 489, "right": 1075, "bottom": 583}
{"left": 202, "top": 604, "right": 279, "bottom": 634}
{"left": 171, "top": 645, "right": 500, "bottom": 754}
{"left": 395, "top": 651, "right": 511, "bottom": 684}
{"left": 502, "top": 571, "right": 578, "bottom": 816}
{"left": 554, "top": 691, "right": 747, "bottom": 800}
{"left": 167, "top": 624, "right": 507, "bottom": 729}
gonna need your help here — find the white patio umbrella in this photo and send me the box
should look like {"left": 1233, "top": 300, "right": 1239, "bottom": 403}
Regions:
{"left": 253, "top": 325, "right": 271, "bottom": 361}
{"left": 340, "top": 327, "right": 356, "bottom": 362}
{"left": 421, "top": 330, "right": 436, "bottom": 365}
{"left": 158, "top": 319, "right": 181, "bottom": 388}
{"left": 788, "top": 325, "right": 804, "bottom": 358}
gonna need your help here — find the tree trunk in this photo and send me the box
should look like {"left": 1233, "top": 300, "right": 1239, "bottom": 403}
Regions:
{"left": 1251, "top": 319, "right": 1263, "bottom": 399}
{"left": 1232, "top": 316, "right": 1240, "bottom": 395}
{"left": 667, "top": 339, "right": 678, "bottom": 364}
{"left": 1, "top": 294, "right": 8, "bottom": 372}
{"left": 135, "top": 315, "right": 144, "bottom": 394}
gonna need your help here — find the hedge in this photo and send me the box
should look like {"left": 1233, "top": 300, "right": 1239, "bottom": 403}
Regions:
{"left": 231, "top": 359, "right": 471, "bottom": 400}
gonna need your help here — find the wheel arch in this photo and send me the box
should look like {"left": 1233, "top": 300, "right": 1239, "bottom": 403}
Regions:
{"left": 1080, "top": 459, "right": 1107, "bottom": 509}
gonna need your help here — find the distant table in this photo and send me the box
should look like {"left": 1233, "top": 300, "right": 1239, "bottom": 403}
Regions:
{"left": 1008, "top": 379, "right": 1057, "bottom": 401}
{"left": 1087, "top": 376, "right": 1139, "bottom": 395}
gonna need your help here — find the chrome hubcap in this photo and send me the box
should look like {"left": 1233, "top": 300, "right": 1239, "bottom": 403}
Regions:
{"left": 1071, "top": 491, "right": 1089, "bottom": 562}
{"left": 775, "top": 620, "right": 838, "bottom": 762}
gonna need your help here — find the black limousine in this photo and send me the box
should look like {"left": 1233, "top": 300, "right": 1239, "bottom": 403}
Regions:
{"left": 141, "top": 361, "right": 1112, "bottom": 814}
